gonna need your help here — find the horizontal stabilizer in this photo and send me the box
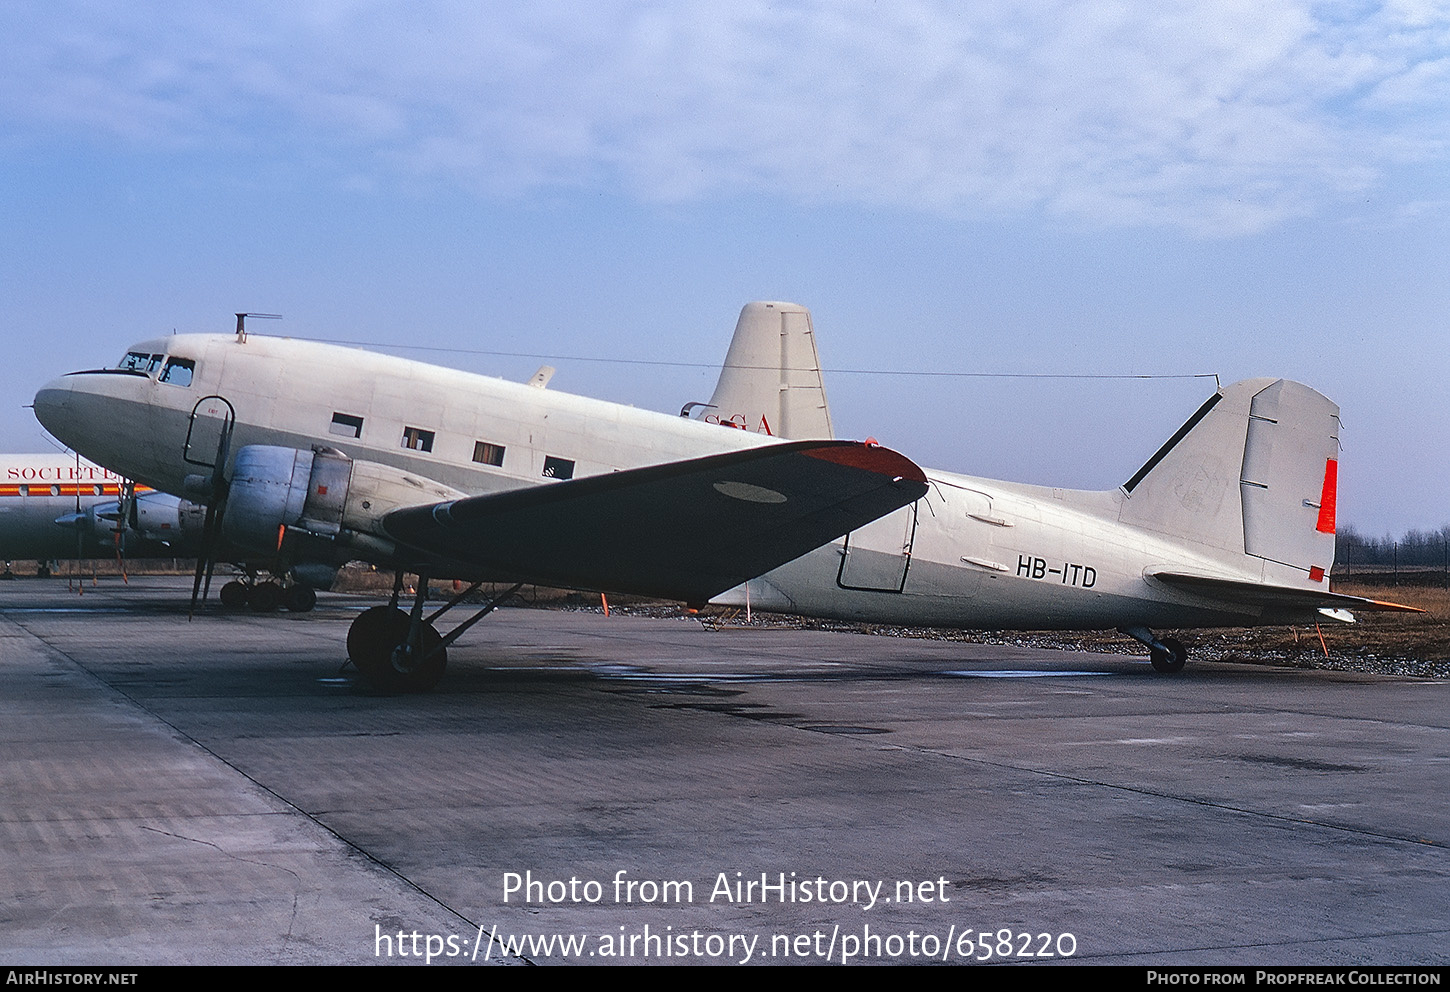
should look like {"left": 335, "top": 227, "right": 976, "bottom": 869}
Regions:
{"left": 1149, "top": 570, "right": 1423, "bottom": 614}
{"left": 383, "top": 440, "right": 927, "bottom": 602}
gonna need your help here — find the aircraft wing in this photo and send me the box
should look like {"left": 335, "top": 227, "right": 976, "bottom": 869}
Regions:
{"left": 382, "top": 440, "right": 928, "bottom": 602}
{"left": 1149, "top": 570, "right": 1423, "bottom": 615}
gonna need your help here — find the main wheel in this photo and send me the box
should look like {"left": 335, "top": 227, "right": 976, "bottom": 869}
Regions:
{"left": 248, "top": 580, "right": 283, "bottom": 612}
{"left": 219, "top": 581, "right": 249, "bottom": 609}
{"left": 1150, "top": 637, "right": 1188, "bottom": 673}
{"left": 347, "top": 605, "right": 447, "bottom": 692}
{"left": 284, "top": 584, "right": 317, "bottom": 613}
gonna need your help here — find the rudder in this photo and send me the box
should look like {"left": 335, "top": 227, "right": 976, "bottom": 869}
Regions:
{"left": 1118, "top": 378, "right": 1339, "bottom": 585}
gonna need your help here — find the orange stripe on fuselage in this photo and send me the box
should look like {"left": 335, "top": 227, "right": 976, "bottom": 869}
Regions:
{"left": 0, "top": 484, "right": 152, "bottom": 498}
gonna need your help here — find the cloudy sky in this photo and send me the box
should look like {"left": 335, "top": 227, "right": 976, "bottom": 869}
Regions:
{"left": 2, "top": 1, "right": 1446, "bottom": 537}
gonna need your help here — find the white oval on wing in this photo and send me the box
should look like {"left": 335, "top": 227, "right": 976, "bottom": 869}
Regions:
{"left": 713, "top": 480, "right": 788, "bottom": 504}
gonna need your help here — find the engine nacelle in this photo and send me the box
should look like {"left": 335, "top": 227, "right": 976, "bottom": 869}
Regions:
{"left": 220, "top": 445, "right": 465, "bottom": 556}
{"left": 62, "top": 492, "right": 206, "bottom": 553}
{"left": 131, "top": 492, "right": 207, "bottom": 547}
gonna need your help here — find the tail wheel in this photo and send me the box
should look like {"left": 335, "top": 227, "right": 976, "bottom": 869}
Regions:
{"left": 347, "top": 605, "right": 447, "bottom": 693}
{"left": 1150, "top": 637, "right": 1188, "bottom": 674}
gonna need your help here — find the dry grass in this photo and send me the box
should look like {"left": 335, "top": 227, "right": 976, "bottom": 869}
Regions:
{"left": 1189, "top": 582, "right": 1450, "bottom": 664}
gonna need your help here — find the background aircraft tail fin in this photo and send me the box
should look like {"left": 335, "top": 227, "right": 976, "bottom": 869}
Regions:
{"left": 697, "top": 301, "right": 834, "bottom": 440}
{"left": 1118, "top": 377, "right": 1340, "bottom": 586}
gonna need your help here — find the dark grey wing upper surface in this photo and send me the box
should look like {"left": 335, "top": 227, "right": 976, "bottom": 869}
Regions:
{"left": 382, "top": 440, "right": 928, "bottom": 602}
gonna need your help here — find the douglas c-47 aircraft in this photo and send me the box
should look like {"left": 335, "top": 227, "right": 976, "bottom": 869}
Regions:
{"left": 33, "top": 303, "right": 1413, "bottom": 689}
{"left": 33, "top": 306, "right": 928, "bottom": 690}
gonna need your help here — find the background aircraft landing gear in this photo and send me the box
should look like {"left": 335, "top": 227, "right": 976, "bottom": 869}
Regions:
{"left": 346, "top": 605, "right": 446, "bottom": 693}
{"left": 1121, "top": 625, "right": 1189, "bottom": 674}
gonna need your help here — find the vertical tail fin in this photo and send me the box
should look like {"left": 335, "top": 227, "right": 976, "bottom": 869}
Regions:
{"left": 697, "top": 302, "right": 834, "bottom": 440}
{"left": 1118, "top": 377, "right": 1340, "bottom": 585}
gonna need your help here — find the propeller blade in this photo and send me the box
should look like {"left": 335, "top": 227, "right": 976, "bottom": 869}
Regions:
{"left": 188, "top": 503, "right": 216, "bottom": 618}
{"left": 187, "top": 419, "right": 233, "bottom": 619}
{"left": 113, "top": 528, "right": 128, "bottom": 584}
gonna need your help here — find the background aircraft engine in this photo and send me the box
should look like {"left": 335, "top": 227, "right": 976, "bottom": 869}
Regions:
{"left": 130, "top": 493, "right": 207, "bottom": 546}
{"left": 220, "top": 445, "right": 351, "bottom": 555}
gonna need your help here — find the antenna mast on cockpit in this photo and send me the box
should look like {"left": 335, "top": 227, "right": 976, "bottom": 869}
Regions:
{"left": 235, "top": 312, "right": 282, "bottom": 343}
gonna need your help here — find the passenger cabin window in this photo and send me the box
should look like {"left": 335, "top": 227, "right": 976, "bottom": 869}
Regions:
{"left": 542, "top": 456, "right": 574, "bottom": 480}
{"left": 330, "top": 412, "right": 364, "bottom": 438}
{"left": 473, "top": 441, "right": 505, "bottom": 467}
{"left": 402, "top": 427, "right": 435, "bottom": 452}
{"left": 158, "top": 357, "right": 195, "bottom": 386}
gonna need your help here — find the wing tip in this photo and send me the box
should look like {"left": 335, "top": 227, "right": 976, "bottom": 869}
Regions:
{"left": 802, "top": 441, "right": 928, "bottom": 484}
{"left": 1363, "top": 599, "right": 1427, "bottom": 614}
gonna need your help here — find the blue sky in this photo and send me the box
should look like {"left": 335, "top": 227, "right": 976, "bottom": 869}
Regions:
{"left": 2, "top": 1, "right": 1447, "bottom": 537}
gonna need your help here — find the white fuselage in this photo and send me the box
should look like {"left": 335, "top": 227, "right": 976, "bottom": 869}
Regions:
{"left": 35, "top": 334, "right": 774, "bottom": 502}
{"left": 35, "top": 333, "right": 1321, "bottom": 630}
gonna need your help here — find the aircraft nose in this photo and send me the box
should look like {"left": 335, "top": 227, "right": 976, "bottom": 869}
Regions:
{"left": 33, "top": 376, "right": 76, "bottom": 441}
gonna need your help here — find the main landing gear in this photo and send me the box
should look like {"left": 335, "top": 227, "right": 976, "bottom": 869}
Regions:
{"left": 1120, "top": 625, "right": 1189, "bottom": 673}
{"left": 218, "top": 576, "right": 318, "bottom": 613}
{"left": 345, "top": 572, "right": 523, "bottom": 693}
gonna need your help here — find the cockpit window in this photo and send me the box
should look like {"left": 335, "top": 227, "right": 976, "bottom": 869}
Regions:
{"left": 158, "top": 357, "right": 195, "bottom": 387}
{"left": 116, "top": 351, "right": 167, "bottom": 374}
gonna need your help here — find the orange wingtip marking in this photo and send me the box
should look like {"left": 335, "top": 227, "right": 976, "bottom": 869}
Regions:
{"left": 803, "top": 443, "right": 927, "bottom": 483}
{"left": 1368, "top": 600, "right": 1427, "bottom": 613}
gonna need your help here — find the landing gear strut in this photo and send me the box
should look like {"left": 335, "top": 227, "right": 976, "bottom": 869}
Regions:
{"left": 346, "top": 574, "right": 523, "bottom": 693}
{"left": 1120, "top": 625, "right": 1189, "bottom": 673}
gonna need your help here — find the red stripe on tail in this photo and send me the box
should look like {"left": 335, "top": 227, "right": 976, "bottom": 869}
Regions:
{"left": 1316, "top": 459, "right": 1338, "bottom": 534}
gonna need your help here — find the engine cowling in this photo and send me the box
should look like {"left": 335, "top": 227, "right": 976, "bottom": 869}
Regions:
{"left": 220, "top": 445, "right": 465, "bottom": 556}
{"left": 131, "top": 492, "right": 207, "bottom": 547}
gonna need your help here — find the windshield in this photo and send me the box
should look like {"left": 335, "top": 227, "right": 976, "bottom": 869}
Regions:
{"left": 117, "top": 351, "right": 162, "bottom": 372}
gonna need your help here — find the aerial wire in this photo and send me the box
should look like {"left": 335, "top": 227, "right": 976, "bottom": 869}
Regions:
{"left": 262, "top": 334, "right": 1219, "bottom": 382}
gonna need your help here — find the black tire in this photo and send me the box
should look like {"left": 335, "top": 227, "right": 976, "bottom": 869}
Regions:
{"left": 248, "top": 580, "right": 283, "bottom": 612}
{"left": 284, "top": 584, "right": 317, "bottom": 613}
{"left": 347, "top": 605, "right": 447, "bottom": 692}
{"left": 219, "top": 581, "right": 249, "bottom": 609}
{"left": 1150, "top": 637, "right": 1188, "bottom": 674}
